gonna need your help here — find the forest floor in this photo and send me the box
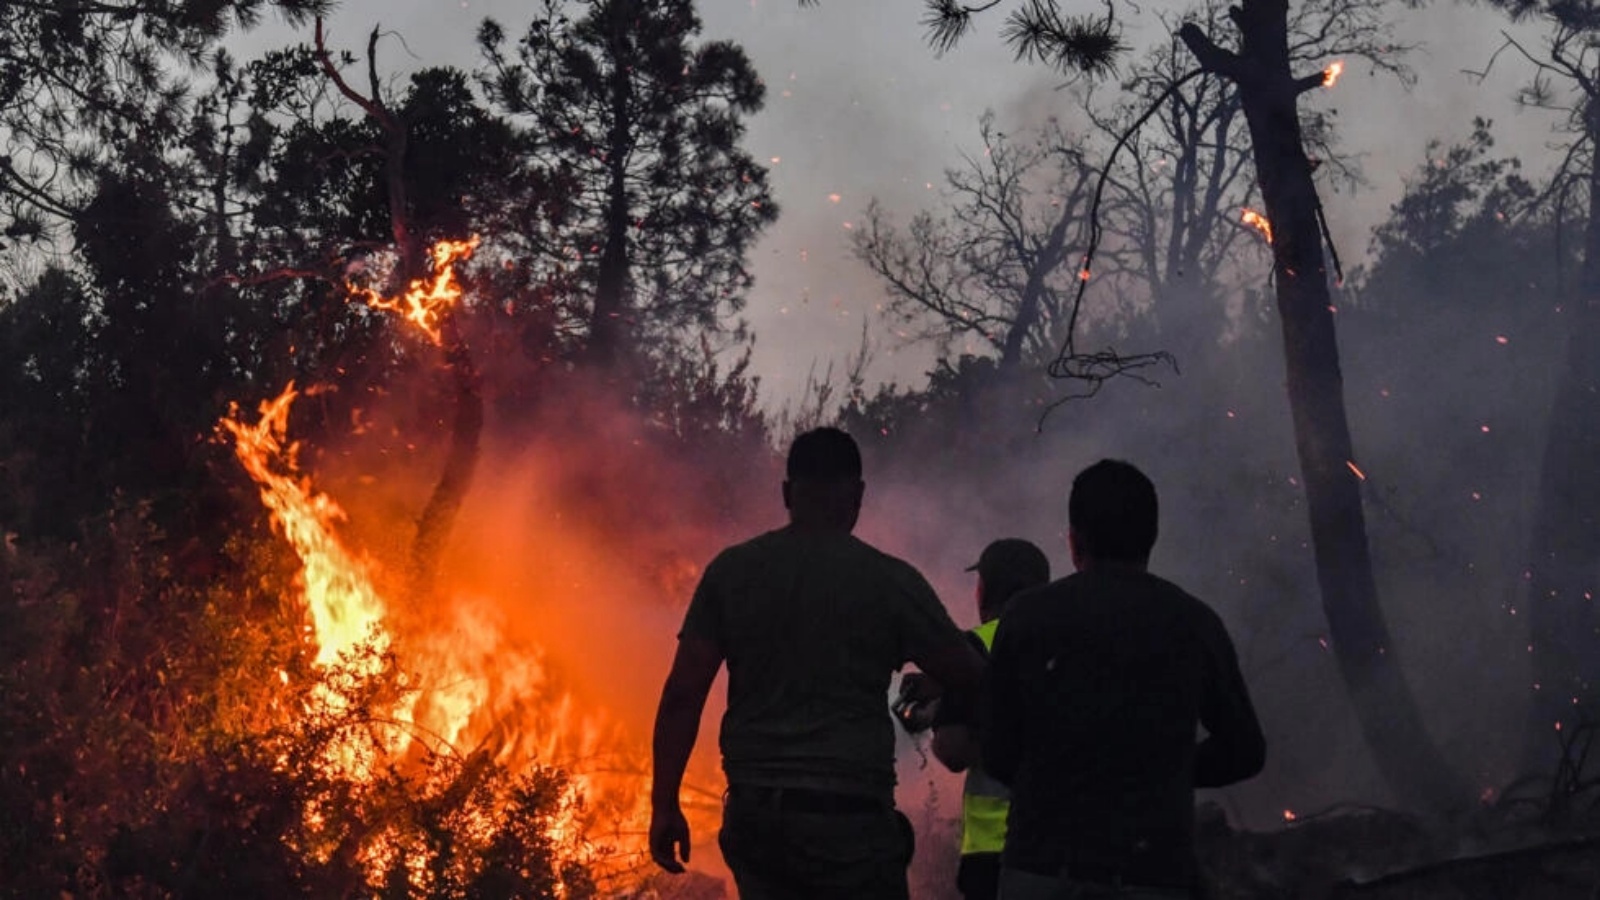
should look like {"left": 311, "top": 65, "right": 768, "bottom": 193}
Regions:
{"left": 1201, "top": 803, "right": 1600, "bottom": 899}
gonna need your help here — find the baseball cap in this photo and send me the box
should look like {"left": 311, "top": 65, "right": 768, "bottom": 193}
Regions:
{"left": 964, "top": 538, "right": 1050, "bottom": 587}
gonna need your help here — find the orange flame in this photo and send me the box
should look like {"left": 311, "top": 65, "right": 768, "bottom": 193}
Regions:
{"left": 1241, "top": 207, "right": 1274, "bottom": 244}
{"left": 349, "top": 236, "right": 480, "bottom": 344}
{"left": 219, "top": 383, "right": 389, "bottom": 672}
{"left": 1346, "top": 460, "right": 1367, "bottom": 481}
{"left": 219, "top": 384, "right": 684, "bottom": 882}
{"left": 1323, "top": 60, "right": 1344, "bottom": 88}
{"left": 221, "top": 235, "right": 724, "bottom": 887}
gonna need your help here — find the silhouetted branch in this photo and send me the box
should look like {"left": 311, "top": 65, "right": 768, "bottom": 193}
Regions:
{"left": 922, "top": 0, "right": 1126, "bottom": 74}
{"left": 1036, "top": 69, "right": 1200, "bottom": 423}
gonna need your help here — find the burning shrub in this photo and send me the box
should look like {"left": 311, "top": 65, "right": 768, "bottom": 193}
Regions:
{"left": 0, "top": 503, "right": 600, "bottom": 899}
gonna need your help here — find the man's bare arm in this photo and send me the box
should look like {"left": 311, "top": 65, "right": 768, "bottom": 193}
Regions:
{"left": 649, "top": 634, "right": 722, "bottom": 873}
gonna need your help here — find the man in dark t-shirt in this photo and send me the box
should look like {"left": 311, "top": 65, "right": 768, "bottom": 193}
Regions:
{"left": 649, "top": 427, "right": 984, "bottom": 900}
{"left": 984, "top": 460, "right": 1265, "bottom": 899}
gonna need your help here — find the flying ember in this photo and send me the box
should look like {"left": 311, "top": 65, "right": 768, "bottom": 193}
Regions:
{"left": 1323, "top": 60, "right": 1344, "bottom": 88}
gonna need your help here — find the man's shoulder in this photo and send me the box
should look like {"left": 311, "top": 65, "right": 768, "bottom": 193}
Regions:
{"left": 1144, "top": 572, "right": 1223, "bottom": 617}
{"left": 1003, "top": 571, "right": 1214, "bottom": 613}
{"left": 709, "top": 530, "right": 924, "bottom": 578}
{"left": 701, "top": 529, "right": 784, "bottom": 576}
{"left": 998, "top": 576, "right": 1073, "bottom": 624}
{"left": 853, "top": 538, "right": 929, "bottom": 581}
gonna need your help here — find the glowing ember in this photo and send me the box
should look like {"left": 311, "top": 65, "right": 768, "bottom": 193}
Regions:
{"left": 1346, "top": 460, "right": 1366, "bottom": 481}
{"left": 348, "top": 236, "right": 480, "bottom": 344}
{"left": 1283, "top": 809, "right": 1297, "bottom": 822}
{"left": 1323, "top": 60, "right": 1344, "bottom": 88}
{"left": 1241, "top": 207, "right": 1274, "bottom": 244}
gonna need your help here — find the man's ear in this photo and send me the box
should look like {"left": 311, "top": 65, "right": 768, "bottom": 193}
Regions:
{"left": 782, "top": 480, "right": 792, "bottom": 510}
{"left": 1068, "top": 527, "right": 1084, "bottom": 572}
{"left": 851, "top": 479, "right": 865, "bottom": 509}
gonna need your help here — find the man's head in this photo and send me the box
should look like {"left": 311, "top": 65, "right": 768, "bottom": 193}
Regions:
{"left": 1068, "top": 459, "right": 1158, "bottom": 569}
{"left": 967, "top": 538, "right": 1050, "bottom": 622}
{"left": 783, "top": 427, "right": 864, "bottom": 531}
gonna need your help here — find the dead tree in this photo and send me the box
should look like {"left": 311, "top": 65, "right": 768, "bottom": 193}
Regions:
{"left": 1178, "top": 0, "right": 1466, "bottom": 812}
{"left": 315, "top": 19, "right": 482, "bottom": 606}
{"left": 853, "top": 116, "right": 1097, "bottom": 374}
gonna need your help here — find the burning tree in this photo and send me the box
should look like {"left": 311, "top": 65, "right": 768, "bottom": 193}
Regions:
{"left": 1175, "top": 0, "right": 1467, "bottom": 812}
{"left": 0, "top": 2, "right": 771, "bottom": 894}
{"left": 915, "top": 0, "right": 1468, "bottom": 812}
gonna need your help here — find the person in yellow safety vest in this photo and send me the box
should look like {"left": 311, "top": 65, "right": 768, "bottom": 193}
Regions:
{"left": 931, "top": 538, "right": 1051, "bottom": 900}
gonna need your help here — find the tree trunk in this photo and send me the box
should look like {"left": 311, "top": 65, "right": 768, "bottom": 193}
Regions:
{"left": 587, "top": 1, "right": 635, "bottom": 371}
{"left": 1180, "top": 0, "right": 1467, "bottom": 813}
{"left": 408, "top": 317, "right": 482, "bottom": 605}
{"left": 1522, "top": 97, "right": 1600, "bottom": 776}
{"left": 1000, "top": 207, "right": 1073, "bottom": 372}
{"left": 315, "top": 18, "right": 482, "bottom": 605}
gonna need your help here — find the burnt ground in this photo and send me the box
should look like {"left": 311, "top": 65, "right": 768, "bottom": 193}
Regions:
{"left": 1200, "top": 803, "right": 1600, "bottom": 899}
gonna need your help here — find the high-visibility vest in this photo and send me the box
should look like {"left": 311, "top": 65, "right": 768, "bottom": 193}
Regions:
{"left": 961, "top": 619, "right": 1009, "bottom": 856}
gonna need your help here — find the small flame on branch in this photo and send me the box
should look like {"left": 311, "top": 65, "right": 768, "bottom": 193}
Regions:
{"left": 349, "top": 236, "right": 480, "bottom": 345}
{"left": 1241, "top": 208, "right": 1274, "bottom": 245}
{"left": 1323, "top": 60, "right": 1345, "bottom": 88}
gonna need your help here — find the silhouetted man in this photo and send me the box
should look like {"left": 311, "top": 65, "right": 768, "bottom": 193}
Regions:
{"left": 984, "top": 460, "right": 1265, "bottom": 899}
{"left": 649, "top": 427, "right": 984, "bottom": 900}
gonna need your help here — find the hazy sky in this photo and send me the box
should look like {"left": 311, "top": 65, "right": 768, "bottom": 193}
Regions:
{"left": 238, "top": 1, "right": 1555, "bottom": 408}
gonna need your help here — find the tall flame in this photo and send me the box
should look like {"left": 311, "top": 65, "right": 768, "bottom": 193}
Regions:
{"left": 219, "top": 237, "right": 720, "bottom": 887}
{"left": 219, "top": 384, "right": 388, "bottom": 671}
{"left": 220, "top": 382, "right": 670, "bottom": 881}
{"left": 1323, "top": 60, "right": 1344, "bottom": 88}
{"left": 1241, "top": 207, "right": 1274, "bottom": 245}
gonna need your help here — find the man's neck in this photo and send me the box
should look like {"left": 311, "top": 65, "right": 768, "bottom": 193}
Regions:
{"left": 1078, "top": 558, "right": 1148, "bottom": 576}
{"left": 786, "top": 517, "right": 853, "bottom": 535}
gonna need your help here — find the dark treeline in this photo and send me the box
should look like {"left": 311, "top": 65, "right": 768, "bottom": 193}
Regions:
{"left": 1, "top": 0, "right": 1598, "bottom": 898}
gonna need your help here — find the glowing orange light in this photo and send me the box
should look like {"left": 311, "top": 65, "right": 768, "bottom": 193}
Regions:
{"left": 1283, "top": 809, "right": 1297, "bottom": 822}
{"left": 219, "top": 384, "right": 390, "bottom": 674}
{"left": 1346, "top": 460, "right": 1366, "bottom": 481}
{"left": 348, "top": 236, "right": 480, "bottom": 345}
{"left": 1323, "top": 60, "right": 1344, "bottom": 88}
{"left": 1241, "top": 207, "right": 1274, "bottom": 244}
{"left": 1078, "top": 268, "right": 1092, "bottom": 282}
{"left": 220, "top": 380, "right": 721, "bottom": 888}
